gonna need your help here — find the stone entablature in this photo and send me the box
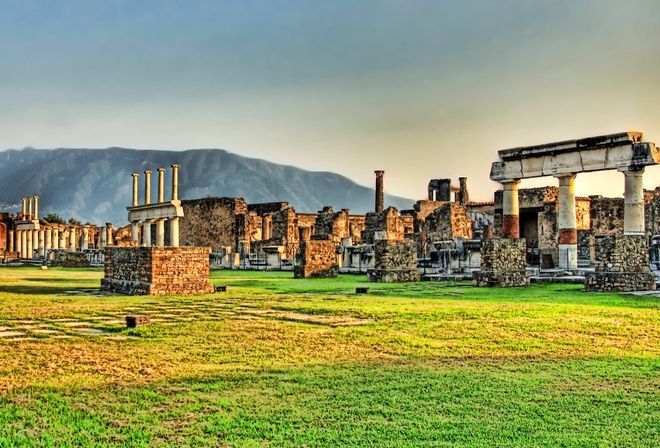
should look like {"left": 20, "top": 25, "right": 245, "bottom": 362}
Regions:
{"left": 102, "top": 246, "right": 213, "bottom": 295}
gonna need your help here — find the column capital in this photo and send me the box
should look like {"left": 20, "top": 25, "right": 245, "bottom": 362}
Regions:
{"left": 618, "top": 165, "right": 645, "bottom": 173}
{"left": 501, "top": 179, "right": 521, "bottom": 189}
{"left": 132, "top": 173, "right": 140, "bottom": 178}
{"left": 171, "top": 164, "right": 180, "bottom": 169}
{"left": 554, "top": 173, "right": 576, "bottom": 180}
{"left": 157, "top": 167, "right": 166, "bottom": 173}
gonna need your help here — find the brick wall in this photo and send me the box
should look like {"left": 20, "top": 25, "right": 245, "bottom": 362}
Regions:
{"left": 293, "top": 237, "right": 338, "bottom": 279}
{"left": 473, "top": 238, "right": 529, "bottom": 287}
{"left": 102, "top": 246, "right": 213, "bottom": 295}
{"left": 367, "top": 239, "right": 420, "bottom": 283}
{"left": 423, "top": 203, "right": 473, "bottom": 241}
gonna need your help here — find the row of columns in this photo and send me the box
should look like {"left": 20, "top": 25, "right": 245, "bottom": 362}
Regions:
{"left": 500, "top": 168, "right": 646, "bottom": 270}
{"left": 132, "top": 164, "right": 179, "bottom": 207}
{"left": 133, "top": 218, "right": 179, "bottom": 247}
{"left": 21, "top": 196, "right": 39, "bottom": 220}
{"left": 9, "top": 226, "right": 102, "bottom": 259}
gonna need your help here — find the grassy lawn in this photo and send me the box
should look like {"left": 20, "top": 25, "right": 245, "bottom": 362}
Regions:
{"left": 0, "top": 266, "right": 659, "bottom": 447}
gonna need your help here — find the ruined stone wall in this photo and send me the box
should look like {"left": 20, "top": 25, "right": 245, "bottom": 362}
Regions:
{"left": 367, "top": 239, "right": 420, "bottom": 283}
{"left": 585, "top": 235, "right": 656, "bottom": 292}
{"left": 423, "top": 203, "right": 473, "bottom": 241}
{"left": 293, "top": 237, "right": 338, "bottom": 278}
{"left": 180, "top": 197, "right": 248, "bottom": 252}
{"left": 247, "top": 202, "right": 288, "bottom": 215}
{"left": 576, "top": 198, "right": 591, "bottom": 230}
{"left": 361, "top": 207, "right": 406, "bottom": 244}
{"left": 102, "top": 246, "right": 213, "bottom": 295}
{"left": 297, "top": 214, "right": 318, "bottom": 230}
{"left": 348, "top": 216, "right": 366, "bottom": 243}
{"left": 473, "top": 238, "right": 529, "bottom": 287}
{"left": 53, "top": 251, "right": 90, "bottom": 267}
{"left": 590, "top": 197, "right": 624, "bottom": 236}
{"left": 314, "top": 207, "right": 351, "bottom": 242}
{"left": 644, "top": 188, "right": 660, "bottom": 237}
{"left": 0, "top": 222, "right": 6, "bottom": 252}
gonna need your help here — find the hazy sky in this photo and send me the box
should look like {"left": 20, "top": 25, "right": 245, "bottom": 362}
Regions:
{"left": 2, "top": 0, "right": 660, "bottom": 202}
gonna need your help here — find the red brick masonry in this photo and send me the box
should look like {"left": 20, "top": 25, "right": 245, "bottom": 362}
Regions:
{"left": 102, "top": 246, "right": 214, "bottom": 295}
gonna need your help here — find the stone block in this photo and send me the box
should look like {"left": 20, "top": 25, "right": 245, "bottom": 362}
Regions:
{"left": 126, "top": 315, "right": 150, "bottom": 328}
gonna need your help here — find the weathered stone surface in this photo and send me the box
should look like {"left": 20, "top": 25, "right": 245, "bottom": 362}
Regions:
{"left": 53, "top": 251, "right": 91, "bottom": 268}
{"left": 361, "top": 207, "right": 413, "bottom": 244}
{"left": 294, "top": 238, "right": 338, "bottom": 279}
{"left": 126, "top": 315, "right": 150, "bottom": 328}
{"left": 424, "top": 203, "right": 473, "bottom": 241}
{"left": 102, "top": 246, "right": 213, "bottom": 295}
{"left": 367, "top": 239, "right": 420, "bottom": 283}
{"left": 473, "top": 238, "right": 528, "bottom": 287}
{"left": 585, "top": 272, "right": 656, "bottom": 292}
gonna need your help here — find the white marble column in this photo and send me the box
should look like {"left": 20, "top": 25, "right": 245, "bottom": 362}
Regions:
{"left": 131, "top": 221, "right": 140, "bottom": 242}
{"left": 621, "top": 167, "right": 645, "bottom": 235}
{"left": 144, "top": 170, "right": 152, "bottom": 205}
{"left": 38, "top": 230, "right": 45, "bottom": 257}
{"left": 156, "top": 219, "right": 165, "bottom": 246}
{"left": 501, "top": 180, "right": 521, "bottom": 239}
{"left": 69, "top": 228, "right": 76, "bottom": 252}
{"left": 557, "top": 174, "right": 578, "bottom": 270}
{"left": 170, "top": 217, "right": 180, "bottom": 247}
{"left": 142, "top": 221, "right": 152, "bottom": 246}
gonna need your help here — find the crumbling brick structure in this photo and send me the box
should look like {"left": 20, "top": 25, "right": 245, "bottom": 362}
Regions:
{"left": 293, "top": 236, "right": 338, "bottom": 279}
{"left": 361, "top": 207, "right": 413, "bottom": 244}
{"left": 472, "top": 239, "right": 530, "bottom": 287}
{"left": 585, "top": 235, "right": 656, "bottom": 292}
{"left": 367, "top": 237, "right": 420, "bottom": 283}
{"left": 423, "top": 203, "right": 473, "bottom": 241}
{"left": 102, "top": 246, "right": 213, "bottom": 295}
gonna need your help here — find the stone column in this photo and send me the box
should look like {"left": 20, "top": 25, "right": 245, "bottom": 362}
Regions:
{"left": 82, "top": 226, "right": 89, "bottom": 250}
{"left": 142, "top": 221, "right": 152, "bottom": 246}
{"left": 158, "top": 168, "right": 165, "bottom": 203}
{"left": 21, "top": 198, "right": 27, "bottom": 218}
{"left": 170, "top": 217, "right": 180, "bottom": 247}
{"left": 33, "top": 195, "right": 39, "bottom": 220}
{"left": 9, "top": 230, "right": 14, "bottom": 253}
{"left": 100, "top": 227, "right": 107, "bottom": 247}
{"left": 60, "top": 231, "right": 67, "bottom": 251}
{"left": 69, "top": 228, "right": 76, "bottom": 252}
{"left": 28, "top": 197, "right": 33, "bottom": 220}
{"left": 144, "top": 170, "right": 152, "bottom": 205}
{"left": 27, "top": 229, "right": 33, "bottom": 259}
{"left": 132, "top": 173, "right": 140, "bottom": 206}
{"left": 53, "top": 228, "right": 60, "bottom": 250}
{"left": 557, "top": 174, "right": 578, "bottom": 270}
{"left": 21, "top": 230, "right": 27, "bottom": 258}
{"left": 106, "top": 223, "right": 113, "bottom": 246}
{"left": 171, "top": 164, "right": 180, "bottom": 201}
{"left": 15, "top": 230, "right": 21, "bottom": 256}
{"left": 458, "top": 177, "right": 469, "bottom": 206}
{"left": 375, "top": 170, "right": 384, "bottom": 213}
{"left": 621, "top": 167, "right": 645, "bottom": 235}
{"left": 501, "top": 180, "right": 521, "bottom": 239}
{"left": 156, "top": 219, "right": 165, "bottom": 246}
{"left": 38, "top": 230, "right": 45, "bottom": 257}
{"left": 46, "top": 228, "right": 52, "bottom": 253}
{"left": 131, "top": 221, "right": 140, "bottom": 242}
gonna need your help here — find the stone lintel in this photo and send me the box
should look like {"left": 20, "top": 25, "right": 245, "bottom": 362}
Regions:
{"left": 491, "top": 140, "right": 659, "bottom": 182}
{"left": 15, "top": 221, "right": 40, "bottom": 231}
{"left": 127, "top": 200, "right": 183, "bottom": 222}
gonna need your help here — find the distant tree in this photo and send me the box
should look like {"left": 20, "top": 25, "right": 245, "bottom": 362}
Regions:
{"left": 68, "top": 218, "right": 81, "bottom": 226}
{"left": 43, "top": 213, "right": 66, "bottom": 224}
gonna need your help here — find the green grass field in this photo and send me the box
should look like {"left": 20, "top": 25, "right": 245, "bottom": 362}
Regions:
{"left": 0, "top": 266, "right": 659, "bottom": 447}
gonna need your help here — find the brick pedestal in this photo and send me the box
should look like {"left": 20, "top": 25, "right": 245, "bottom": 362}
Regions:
{"left": 294, "top": 238, "right": 338, "bottom": 279}
{"left": 102, "top": 246, "right": 213, "bottom": 295}
{"left": 473, "top": 238, "right": 529, "bottom": 287}
{"left": 585, "top": 235, "right": 656, "bottom": 292}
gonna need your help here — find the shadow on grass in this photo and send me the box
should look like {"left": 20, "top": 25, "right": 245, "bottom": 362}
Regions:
{"left": 0, "top": 285, "right": 86, "bottom": 296}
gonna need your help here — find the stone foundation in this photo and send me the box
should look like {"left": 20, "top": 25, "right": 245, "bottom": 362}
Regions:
{"left": 102, "top": 246, "right": 213, "bottom": 295}
{"left": 294, "top": 237, "right": 338, "bottom": 279}
{"left": 585, "top": 235, "right": 656, "bottom": 292}
{"left": 473, "top": 238, "right": 529, "bottom": 287}
{"left": 367, "top": 239, "right": 420, "bottom": 283}
{"left": 53, "top": 251, "right": 91, "bottom": 268}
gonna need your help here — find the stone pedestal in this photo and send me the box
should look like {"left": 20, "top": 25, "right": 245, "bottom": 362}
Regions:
{"left": 367, "top": 239, "right": 420, "bottom": 283}
{"left": 473, "top": 238, "right": 530, "bottom": 287}
{"left": 101, "top": 246, "right": 213, "bottom": 295}
{"left": 294, "top": 237, "right": 338, "bottom": 279}
{"left": 585, "top": 235, "right": 656, "bottom": 292}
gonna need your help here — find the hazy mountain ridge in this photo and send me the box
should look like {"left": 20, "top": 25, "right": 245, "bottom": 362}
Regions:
{"left": 0, "top": 147, "right": 415, "bottom": 225}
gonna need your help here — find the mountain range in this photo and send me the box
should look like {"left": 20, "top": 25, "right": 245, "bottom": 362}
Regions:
{"left": 0, "top": 147, "right": 415, "bottom": 225}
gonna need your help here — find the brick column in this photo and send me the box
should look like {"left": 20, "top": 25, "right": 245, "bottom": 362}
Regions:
{"left": 375, "top": 170, "right": 384, "bottom": 213}
{"left": 557, "top": 174, "right": 577, "bottom": 270}
{"left": 621, "top": 167, "right": 645, "bottom": 235}
{"left": 501, "top": 180, "right": 521, "bottom": 239}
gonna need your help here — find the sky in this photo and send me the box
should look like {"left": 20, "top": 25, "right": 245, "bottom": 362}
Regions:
{"left": 2, "top": 0, "right": 660, "bottom": 202}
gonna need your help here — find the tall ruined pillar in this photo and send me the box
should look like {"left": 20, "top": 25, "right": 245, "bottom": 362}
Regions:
{"left": 501, "top": 180, "right": 521, "bottom": 239}
{"left": 142, "top": 221, "right": 152, "bottom": 246}
{"left": 132, "top": 173, "right": 140, "bottom": 207}
{"left": 621, "top": 167, "right": 645, "bottom": 235}
{"left": 170, "top": 217, "right": 180, "bottom": 247}
{"left": 131, "top": 221, "right": 139, "bottom": 242}
{"left": 33, "top": 195, "right": 39, "bottom": 220}
{"left": 375, "top": 170, "right": 384, "bottom": 213}
{"left": 38, "top": 230, "right": 45, "bottom": 257}
{"left": 156, "top": 219, "right": 165, "bottom": 246}
{"left": 52, "top": 228, "right": 59, "bottom": 250}
{"left": 158, "top": 168, "right": 165, "bottom": 203}
{"left": 82, "top": 226, "right": 89, "bottom": 251}
{"left": 557, "top": 174, "right": 578, "bottom": 270}
{"left": 45, "top": 228, "right": 52, "bottom": 253}
{"left": 26, "top": 229, "right": 33, "bottom": 259}
{"left": 458, "top": 177, "right": 469, "bottom": 206}
{"left": 28, "top": 197, "right": 33, "bottom": 220}
{"left": 60, "top": 231, "right": 67, "bottom": 251}
{"left": 144, "top": 170, "right": 152, "bottom": 205}
{"left": 21, "top": 198, "right": 27, "bottom": 218}
{"left": 9, "top": 230, "right": 14, "bottom": 253}
{"left": 106, "top": 223, "right": 113, "bottom": 246}
{"left": 69, "top": 228, "right": 76, "bottom": 252}
{"left": 171, "top": 164, "right": 180, "bottom": 201}
{"left": 100, "top": 227, "right": 107, "bottom": 247}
